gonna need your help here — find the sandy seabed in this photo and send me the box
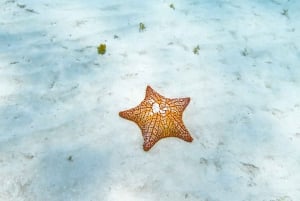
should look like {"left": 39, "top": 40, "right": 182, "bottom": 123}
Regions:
{"left": 0, "top": 0, "right": 300, "bottom": 201}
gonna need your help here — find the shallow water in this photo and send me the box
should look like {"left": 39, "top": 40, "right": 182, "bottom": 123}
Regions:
{"left": 0, "top": 1, "right": 300, "bottom": 201}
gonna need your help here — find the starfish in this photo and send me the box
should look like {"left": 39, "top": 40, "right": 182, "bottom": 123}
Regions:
{"left": 119, "top": 85, "right": 193, "bottom": 151}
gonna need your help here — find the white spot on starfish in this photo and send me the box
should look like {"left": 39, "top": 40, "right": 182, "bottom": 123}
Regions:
{"left": 152, "top": 103, "right": 160, "bottom": 113}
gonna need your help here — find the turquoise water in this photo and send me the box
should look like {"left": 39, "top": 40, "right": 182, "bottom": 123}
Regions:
{"left": 0, "top": 1, "right": 299, "bottom": 201}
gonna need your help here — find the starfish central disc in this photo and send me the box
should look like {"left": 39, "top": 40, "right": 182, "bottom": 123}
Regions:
{"left": 119, "top": 85, "right": 193, "bottom": 151}
{"left": 152, "top": 102, "right": 160, "bottom": 113}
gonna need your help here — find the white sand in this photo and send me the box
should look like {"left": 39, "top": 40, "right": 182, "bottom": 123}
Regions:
{"left": 0, "top": 0, "right": 300, "bottom": 201}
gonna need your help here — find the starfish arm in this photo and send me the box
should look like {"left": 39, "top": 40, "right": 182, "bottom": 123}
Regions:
{"left": 173, "top": 123, "right": 193, "bottom": 142}
{"left": 145, "top": 85, "right": 154, "bottom": 97}
{"left": 119, "top": 107, "right": 143, "bottom": 122}
{"left": 141, "top": 114, "right": 162, "bottom": 151}
{"left": 145, "top": 85, "right": 166, "bottom": 103}
{"left": 169, "top": 97, "right": 190, "bottom": 113}
{"left": 142, "top": 131, "right": 160, "bottom": 151}
{"left": 119, "top": 110, "right": 131, "bottom": 120}
{"left": 167, "top": 112, "right": 193, "bottom": 142}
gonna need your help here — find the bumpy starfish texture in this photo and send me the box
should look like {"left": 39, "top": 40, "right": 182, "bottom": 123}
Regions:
{"left": 119, "top": 85, "right": 193, "bottom": 151}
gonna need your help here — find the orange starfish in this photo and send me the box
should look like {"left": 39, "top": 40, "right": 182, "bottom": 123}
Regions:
{"left": 119, "top": 85, "right": 193, "bottom": 151}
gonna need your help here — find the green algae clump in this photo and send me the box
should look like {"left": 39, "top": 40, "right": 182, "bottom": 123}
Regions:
{"left": 139, "top": 22, "right": 146, "bottom": 32}
{"left": 170, "top": 4, "right": 175, "bottom": 10}
{"left": 97, "top": 44, "right": 106, "bottom": 55}
{"left": 193, "top": 45, "right": 200, "bottom": 55}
